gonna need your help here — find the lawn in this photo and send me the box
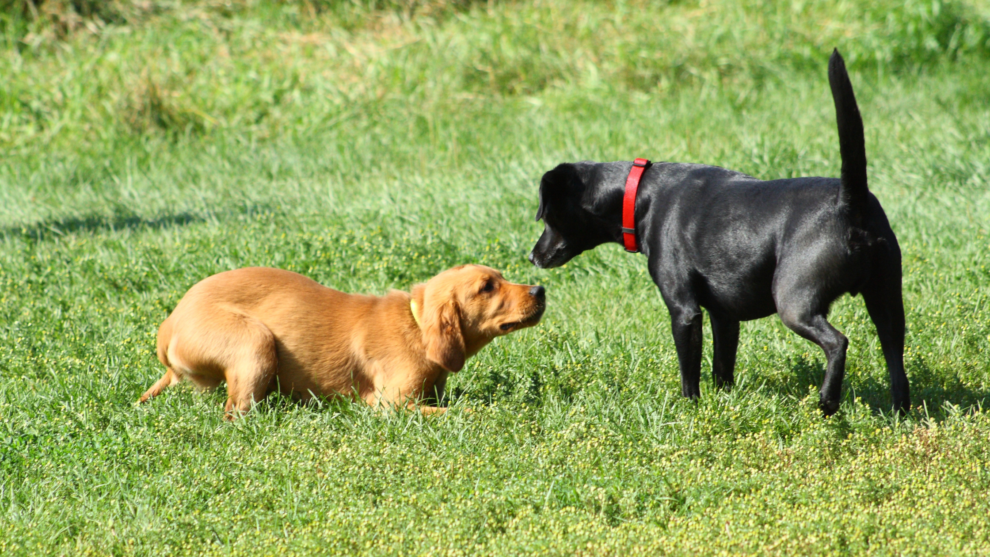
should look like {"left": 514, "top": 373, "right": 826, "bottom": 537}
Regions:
{"left": 1, "top": 0, "right": 990, "bottom": 554}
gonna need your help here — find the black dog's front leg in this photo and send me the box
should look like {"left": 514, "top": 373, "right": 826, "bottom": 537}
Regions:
{"left": 653, "top": 262, "right": 706, "bottom": 400}
{"left": 710, "top": 313, "right": 740, "bottom": 390}
{"left": 670, "top": 307, "right": 704, "bottom": 399}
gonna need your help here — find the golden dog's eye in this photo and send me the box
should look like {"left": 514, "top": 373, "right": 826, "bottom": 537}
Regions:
{"left": 480, "top": 280, "right": 495, "bottom": 294}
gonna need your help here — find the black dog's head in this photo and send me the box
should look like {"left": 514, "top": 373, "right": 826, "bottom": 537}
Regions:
{"left": 528, "top": 162, "right": 620, "bottom": 268}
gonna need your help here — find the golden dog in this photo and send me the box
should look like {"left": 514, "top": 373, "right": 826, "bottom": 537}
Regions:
{"left": 140, "top": 265, "right": 545, "bottom": 418}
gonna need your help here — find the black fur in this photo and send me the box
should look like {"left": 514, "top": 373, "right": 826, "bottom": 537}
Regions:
{"left": 528, "top": 50, "right": 909, "bottom": 415}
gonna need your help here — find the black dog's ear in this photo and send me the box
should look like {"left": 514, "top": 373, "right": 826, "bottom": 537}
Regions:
{"left": 536, "top": 163, "right": 574, "bottom": 221}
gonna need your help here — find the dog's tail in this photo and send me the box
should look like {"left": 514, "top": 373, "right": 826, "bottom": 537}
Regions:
{"left": 156, "top": 313, "right": 174, "bottom": 370}
{"left": 140, "top": 314, "right": 179, "bottom": 403}
{"left": 828, "top": 49, "right": 869, "bottom": 223}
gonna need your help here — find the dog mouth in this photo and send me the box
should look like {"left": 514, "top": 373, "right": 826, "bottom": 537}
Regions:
{"left": 529, "top": 249, "right": 560, "bottom": 269}
{"left": 530, "top": 224, "right": 576, "bottom": 269}
{"left": 499, "top": 306, "right": 545, "bottom": 332}
{"left": 529, "top": 243, "right": 575, "bottom": 269}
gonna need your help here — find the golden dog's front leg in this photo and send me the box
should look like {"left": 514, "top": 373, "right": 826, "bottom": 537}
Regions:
{"left": 407, "top": 403, "right": 448, "bottom": 416}
{"left": 371, "top": 392, "right": 448, "bottom": 416}
{"left": 367, "top": 363, "right": 456, "bottom": 416}
{"left": 370, "top": 390, "right": 449, "bottom": 416}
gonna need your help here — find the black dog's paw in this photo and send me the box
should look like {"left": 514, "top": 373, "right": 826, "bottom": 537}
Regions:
{"left": 892, "top": 397, "right": 911, "bottom": 416}
{"left": 819, "top": 397, "right": 841, "bottom": 417}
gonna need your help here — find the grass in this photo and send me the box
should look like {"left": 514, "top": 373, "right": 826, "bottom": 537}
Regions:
{"left": 1, "top": 0, "right": 990, "bottom": 554}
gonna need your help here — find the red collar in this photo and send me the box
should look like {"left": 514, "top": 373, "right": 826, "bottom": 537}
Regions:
{"left": 622, "top": 158, "right": 650, "bottom": 252}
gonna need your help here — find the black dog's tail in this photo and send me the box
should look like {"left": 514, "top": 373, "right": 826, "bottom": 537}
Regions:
{"left": 828, "top": 49, "right": 869, "bottom": 223}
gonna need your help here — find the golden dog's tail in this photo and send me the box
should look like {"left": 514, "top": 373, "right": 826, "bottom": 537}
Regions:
{"left": 140, "top": 315, "right": 178, "bottom": 403}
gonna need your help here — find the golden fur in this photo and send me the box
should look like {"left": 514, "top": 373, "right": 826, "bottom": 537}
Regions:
{"left": 140, "top": 265, "right": 545, "bottom": 418}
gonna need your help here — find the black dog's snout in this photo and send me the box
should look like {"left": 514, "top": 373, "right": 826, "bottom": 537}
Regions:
{"left": 530, "top": 285, "right": 546, "bottom": 298}
{"left": 528, "top": 251, "right": 536, "bottom": 265}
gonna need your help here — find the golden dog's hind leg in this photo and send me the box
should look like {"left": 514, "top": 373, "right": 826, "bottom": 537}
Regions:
{"left": 146, "top": 307, "right": 278, "bottom": 419}
{"left": 222, "top": 315, "right": 279, "bottom": 420}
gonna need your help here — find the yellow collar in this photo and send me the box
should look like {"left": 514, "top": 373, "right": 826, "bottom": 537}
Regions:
{"left": 410, "top": 299, "right": 422, "bottom": 328}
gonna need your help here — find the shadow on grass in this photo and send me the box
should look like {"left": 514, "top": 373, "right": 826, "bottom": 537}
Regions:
{"left": 0, "top": 201, "right": 284, "bottom": 242}
{"left": 0, "top": 210, "right": 205, "bottom": 241}
{"left": 852, "top": 357, "right": 990, "bottom": 419}
{"left": 761, "top": 355, "right": 988, "bottom": 419}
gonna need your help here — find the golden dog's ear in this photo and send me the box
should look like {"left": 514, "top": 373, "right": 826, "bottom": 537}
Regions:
{"left": 419, "top": 283, "right": 466, "bottom": 372}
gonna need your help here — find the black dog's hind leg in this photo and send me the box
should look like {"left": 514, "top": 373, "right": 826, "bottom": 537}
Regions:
{"left": 861, "top": 259, "right": 910, "bottom": 413}
{"left": 710, "top": 312, "right": 740, "bottom": 390}
{"left": 777, "top": 304, "right": 849, "bottom": 416}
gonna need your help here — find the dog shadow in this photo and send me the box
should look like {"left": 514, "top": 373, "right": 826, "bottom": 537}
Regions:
{"left": 857, "top": 357, "right": 989, "bottom": 419}
{"left": 762, "top": 355, "right": 988, "bottom": 419}
{"left": 1, "top": 210, "right": 205, "bottom": 241}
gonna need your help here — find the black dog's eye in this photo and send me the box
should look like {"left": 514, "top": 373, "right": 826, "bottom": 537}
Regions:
{"left": 480, "top": 280, "right": 495, "bottom": 294}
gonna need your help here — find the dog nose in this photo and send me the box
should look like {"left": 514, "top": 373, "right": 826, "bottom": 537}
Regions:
{"left": 530, "top": 285, "right": 545, "bottom": 298}
{"left": 528, "top": 251, "right": 536, "bottom": 264}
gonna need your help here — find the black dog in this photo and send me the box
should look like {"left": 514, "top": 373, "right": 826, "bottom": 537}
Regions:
{"left": 528, "top": 50, "right": 909, "bottom": 415}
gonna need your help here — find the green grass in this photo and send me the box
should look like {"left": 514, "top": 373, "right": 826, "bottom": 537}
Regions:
{"left": 2, "top": 0, "right": 990, "bottom": 554}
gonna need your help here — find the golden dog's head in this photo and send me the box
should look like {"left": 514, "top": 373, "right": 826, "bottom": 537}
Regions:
{"left": 413, "top": 265, "right": 545, "bottom": 372}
